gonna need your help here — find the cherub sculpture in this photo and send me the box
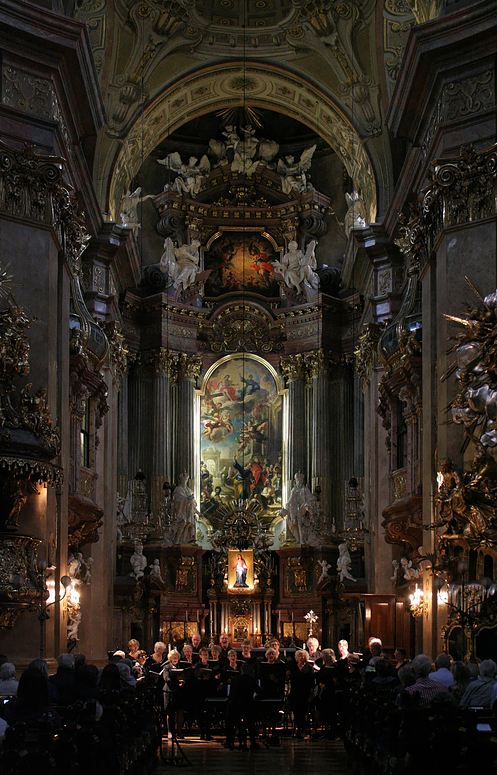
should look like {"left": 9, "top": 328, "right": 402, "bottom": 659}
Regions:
{"left": 337, "top": 543, "right": 357, "bottom": 583}
{"left": 277, "top": 145, "right": 316, "bottom": 195}
{"left": 158, "top": 152, "right": 210, "bottom": 197}
{"left": 317, "top": 558, "right": 331, "bottom": 585}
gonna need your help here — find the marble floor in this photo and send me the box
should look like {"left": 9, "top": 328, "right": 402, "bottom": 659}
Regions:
{"left": 157, "top": 734, "right": 351, "bottom": 774}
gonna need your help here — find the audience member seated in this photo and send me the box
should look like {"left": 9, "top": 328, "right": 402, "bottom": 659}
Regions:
{"left": 117, "top": 662, "right": 137, "bottom": 693}
{"left": 429, "top": 653, "right": 454, "bottom": 687}
{"left": 98, "top": 663, "right": 123, "bottom": 694}
{"left": 28, "top": 659, "right": 58, "bottom": 703}
{"left": 370, "top": 658, "right": 399, "bottom": 695}
{"left": 48, "top": 653, "right": 76, "bottom": 705}
{"left": 0, "top": 663, "right": 18, "bottom": 697}
{"left": 394, "top": 647, "right": 409, "bottom": 672}
{"left": 460, "top": 659, "right": 497, "bottom": 707}
{"left": 449, "top": 661, "right": 470, "bottom": 704}
{"left": 74, "top": 663, "right": 100, "bottom": 701}
{"left": 402, "top": 654, "right": 448, "bottom": 708}
{"left": 1, "top": 669, "right": 61, "bottom": 729}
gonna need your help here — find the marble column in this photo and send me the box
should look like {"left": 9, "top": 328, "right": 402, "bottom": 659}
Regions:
{"left": 280, "top": 354, "right": 306, "bottom": 499}
{"left": 305, "top": 350, "right": 355, "bottom": 533}
{"left": 173, "top": 354, "right": 202, "bottom": 484}
{"left": 127, "top": 359, "right": 144, "bottom": 480}
{"left": 144, "top": 348, "right": 174, "bottom": 515}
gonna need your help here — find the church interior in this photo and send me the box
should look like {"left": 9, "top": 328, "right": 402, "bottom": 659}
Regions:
{"left": 1, "top": 0, "right": 497, "bottom": 765}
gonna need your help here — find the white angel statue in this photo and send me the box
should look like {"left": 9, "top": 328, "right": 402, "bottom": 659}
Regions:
{"left": 159, "top": 237, "right": 202, "bottom": 290}
{"left": 273, "top": 240, "right": 318, "bottom": 294}
{"left": 272, "top": 241, "right": 303, "bottom": 293}
{"left": 119, "top": 186, "right": 155, "bottom": 236}
{"left": 231, "top": 126, "right": 259, "bottom": 176}
{"left": 159, "top": 237, "right": 178, "bottom": 285}
{"left": 158, "top": 152, "right": 210, "bottom": 197}
{"left": 174, "top": 240, "right": 201, "bottom": 289}
{"left": 299, "top": 239, "right": 319, "bottom": 290}
{"left": 277, "top": 144, "right": 316, "bottom": 195}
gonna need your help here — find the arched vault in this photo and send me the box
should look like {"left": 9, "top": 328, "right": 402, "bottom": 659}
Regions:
{"left": 106, "top": 63, "right": 377, "bottom": 226}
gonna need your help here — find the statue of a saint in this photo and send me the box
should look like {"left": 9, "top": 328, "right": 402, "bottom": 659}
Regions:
{"left": 171, "top": 473, "right": 198, "bottom": 544}
{"left": 277, "top": 145, "right": 316, "bottom": 195}
{"left": 158, "top": 152, "right": 210, "bottom": 197}
{"left": 280, "top": 472, "right": 322, "bottom": 547}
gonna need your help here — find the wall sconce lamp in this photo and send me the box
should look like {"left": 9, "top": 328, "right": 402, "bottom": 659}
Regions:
{"left": 408, "top": 584, "right": 426, "bottom": 619}
{"left": 14, "top": 559, "right": 72, "bottom": 659}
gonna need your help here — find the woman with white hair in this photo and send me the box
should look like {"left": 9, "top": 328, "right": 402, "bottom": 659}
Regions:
{"left": 0, "top": 663, "right": 18, "bottom": 697}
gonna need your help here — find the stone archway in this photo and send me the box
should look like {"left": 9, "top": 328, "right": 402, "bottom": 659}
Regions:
{"left": 107, "top": 62, "right": 377, "bottom": 225}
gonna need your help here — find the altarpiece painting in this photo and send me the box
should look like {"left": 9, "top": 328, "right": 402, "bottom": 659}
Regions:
{"left": 200, "top": 355, "right": 282, "bottom": 523}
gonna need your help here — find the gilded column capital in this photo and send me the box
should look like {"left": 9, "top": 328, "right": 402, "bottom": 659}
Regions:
{"left": 168, "top": 353, "right": 203, "bottom": 383}
{"left": 280, "top": 353, "right": 305, "bottom": 382}
{"left": 304, "top": 349, "right": 329, "bottom": 380}
{"left": 143, "top": 347, "right": 176, "bottom": 378}
{"left": 355, "top": 322, "right": 385, "bottom": 387}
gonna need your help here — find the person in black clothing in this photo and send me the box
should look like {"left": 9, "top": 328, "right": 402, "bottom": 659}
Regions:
{"left": 218, "top": 632, "right": 232, "bottom": 668}
{"left": 288, "top": 650, "right": 315, "bottom": 739}
{"left": 314, "top": 648, "right": 336, "bottom": 738}
{"left": 193, "top": 647, "right": 212, "bottom": 739}
{"left": 48, "top": 653, "right": 76, "bottom": 706}
{"left": 260, "top": 647, "right": 285, "bottom": 742}
{"left": 225, "top": 663, "right": 260, "bottom": 750}
{"left": 220, "top": 649, "right": 241, "bottom": 697}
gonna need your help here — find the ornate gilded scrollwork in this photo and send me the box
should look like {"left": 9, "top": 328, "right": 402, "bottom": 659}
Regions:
{"left": 355, "top": 322, "right": 385, "bottom": 386}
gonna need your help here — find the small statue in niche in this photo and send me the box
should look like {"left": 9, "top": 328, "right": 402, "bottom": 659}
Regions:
{"left": 119, "top": 187, "right": 155, "bottom": 236}
{"left": 337, "top": 543, "right": 357, "bottom": 583}
{"left": 158, "top": 152, "right": 210, "bottom": 197}
{"left": 277, "top": 145, "right": 316, "bottom": 195}
{"left": 129, "top": 540, "right": 147, "bottom": 580}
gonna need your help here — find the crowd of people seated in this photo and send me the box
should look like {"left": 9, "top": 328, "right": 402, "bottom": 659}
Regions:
{"left": 1, "top": 634, "right": 497, "bottom": 772}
